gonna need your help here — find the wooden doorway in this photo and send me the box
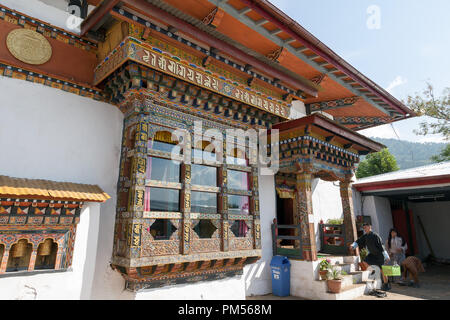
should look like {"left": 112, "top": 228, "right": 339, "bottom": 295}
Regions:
{"left": 276, "top": 193, "right": 295, "bottom": 246}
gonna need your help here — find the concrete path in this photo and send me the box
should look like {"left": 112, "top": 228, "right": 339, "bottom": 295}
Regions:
{"left": 248, "top": 263, "right": 450, "bottom": 300}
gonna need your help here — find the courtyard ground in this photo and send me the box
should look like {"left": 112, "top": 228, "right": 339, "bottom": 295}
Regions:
{"left": 247, "top": 263, "right": 450, "bottom": 300}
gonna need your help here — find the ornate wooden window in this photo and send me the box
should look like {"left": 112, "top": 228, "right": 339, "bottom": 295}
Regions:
{"left": 112, "top": 102, "right": 261, "bottom": 291}
{"left": 191, "top": 164, "right": 217, "bottom": 187}
{"left": 228, "top": 195, "right": 250, "bottom": 215}
{"left": 149, "top": 219, "right": 177, "bottom": 240}
{"left": 228, "top": 170, "right": 250, "bottom": 191}
{"left": 191, "top": 191, "right": 217, "bottom": 214}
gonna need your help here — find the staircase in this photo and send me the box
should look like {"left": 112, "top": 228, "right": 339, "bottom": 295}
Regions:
{"left": 313, "top": 255, "right": 381, "bottom": 300}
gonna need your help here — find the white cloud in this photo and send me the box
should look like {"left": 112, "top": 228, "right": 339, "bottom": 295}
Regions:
{"left": 359, "top": 123, "right": 401, "bottom": 140}
{"left": 385, "top": 76, "right": 408, "bottom": 93}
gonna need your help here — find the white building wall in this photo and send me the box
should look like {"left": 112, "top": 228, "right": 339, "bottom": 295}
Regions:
{"left": 0, "top": 76, "right": 123, "bottom": 299}
{"left": 244, "top": 173, "right": 277, "bottom": 296}
{"left": 352, "top": 191, "right": 393, "bottom": 243}
{"left": 311, "top": 179, "right": 343, "bottom": 250}
{"left": 410, "top": 201, "right": 450, "bottom": 260}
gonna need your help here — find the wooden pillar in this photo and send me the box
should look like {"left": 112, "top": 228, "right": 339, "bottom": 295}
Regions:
{"left": 251, "top": 167, "right": 261, "bottom": 249}
{"left": 55, "top": 246, "right": 63, "bottom": 269}
{"left": 28, "top": 248, "right": 38, "bottom": 271}
{"left": 181, "top": 163, "right": 191, "bottom": 255}
{"left": 0, "top": 249, "right": 9, "bottom": 273}
{"left": 295, "top": 173, "right": 317, "bottom": 261}
{"left": 219, "top": 165, "right": 229, "bottom": 252}
{"left": 340, "top": 181, "right": 358, "bottom": 252}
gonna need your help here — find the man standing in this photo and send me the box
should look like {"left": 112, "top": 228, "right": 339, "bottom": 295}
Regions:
{"left": 349, "top": 222, "right": 391, "bottom": 291}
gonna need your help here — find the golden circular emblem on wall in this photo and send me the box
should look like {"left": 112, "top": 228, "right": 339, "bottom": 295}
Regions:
{"left": 6, "top": 29, "right": 52, "bottom": 65}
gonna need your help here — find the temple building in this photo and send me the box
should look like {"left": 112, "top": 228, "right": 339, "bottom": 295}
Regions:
{"left": 0, "top": 0, "right": 415, "bottom": 300}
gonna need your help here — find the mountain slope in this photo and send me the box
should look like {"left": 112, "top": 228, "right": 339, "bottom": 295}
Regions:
{"left": 367, "top": 138, "right": 447, "bottom": 170}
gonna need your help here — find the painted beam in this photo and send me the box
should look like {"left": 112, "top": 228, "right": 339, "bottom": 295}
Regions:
{"left": 334, "top": 116, "right": 392, "bottom": 126}
{"left": 238, "top": 7, "right": 252, "bottom": 15}
{"left": 306, "top": 96, "right": 359, "bottom": 112}
{"left": 120, "top": 0, "right": 318, "bottom": 97}
{"left": 283, "top": 38, "right": 295, "bottom": 44}
{"left": 269, "top": 29, "right": 282, "bottom": 35}
{"left": 255, "top": 19, "right": 268, "bottom": 26}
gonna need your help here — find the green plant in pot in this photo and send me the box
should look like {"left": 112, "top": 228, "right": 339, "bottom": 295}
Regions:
{"left": 326, "top": 266, "right": 343, "bottom": 293}
{"left": 326, "top": 218, "right": 343, "bottom": 225}
{"left": 318, "top": 259, "right": 331, "bottom": 280}
{"left": 359, "top": 248, "right": 369, "bottom": 271}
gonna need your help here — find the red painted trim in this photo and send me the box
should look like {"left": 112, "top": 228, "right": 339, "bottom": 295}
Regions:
{"left": 272, "top": 113, "right": 385, "bottom": 152}
{"left": 239, "top": 0, "right": 415, "bottom": 117}
{"left": 86, "top": 0, "right": 318, "bottom": 97}
{"left": 354, "top": 175, "right": 450, "bottom": 192}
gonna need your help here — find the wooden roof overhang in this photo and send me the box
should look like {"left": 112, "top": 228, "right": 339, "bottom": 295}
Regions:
{"left": 0, "top": 175, "right": 110, "bottom": 202}
{"left": 353, "top": 175, "right": 450, "bottom": 193}
{"left": 81, "top": 0, "right": 415, "bottom": 131}
{"left": 270, "top": 113, "right": 385, "bottom": 181}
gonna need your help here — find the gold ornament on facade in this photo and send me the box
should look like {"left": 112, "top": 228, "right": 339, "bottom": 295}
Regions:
{"left": 6, "top": 29, "right": 52, "bottom": 65}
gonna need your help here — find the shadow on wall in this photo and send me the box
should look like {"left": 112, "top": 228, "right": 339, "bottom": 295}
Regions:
{"left": 244, "top": 261, "right": 271, "bottom": 296}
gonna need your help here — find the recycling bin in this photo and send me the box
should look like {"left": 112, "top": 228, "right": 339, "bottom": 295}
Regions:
{"left": 270, "top": 255, "right": 291, "bottom": 297}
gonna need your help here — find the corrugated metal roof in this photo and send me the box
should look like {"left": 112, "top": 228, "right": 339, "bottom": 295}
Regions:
{"left": 354, "top": 161, "right": 450, "bottom": 185}
{"left": 0, "top": 175, "right": 110, "bottom": 202}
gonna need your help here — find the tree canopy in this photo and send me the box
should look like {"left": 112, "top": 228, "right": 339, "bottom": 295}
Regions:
{"left": 404, "top": 83, "right": 450, "bottom": 140}
{"left": 431, "top": 144, "right": 450, "bottom": 163}
{"left": 356, "top": 148, "right": 399, "bottom": 179}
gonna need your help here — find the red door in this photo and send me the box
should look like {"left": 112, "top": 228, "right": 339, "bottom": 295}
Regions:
{"left": 391, "top": 209, "right": 419, "bottom": 256}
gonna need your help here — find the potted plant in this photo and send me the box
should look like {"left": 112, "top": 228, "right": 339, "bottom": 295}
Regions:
{"left": 359, "top": 248, "right": 369, "bottom": 271}
{"left": 318, "top": 259, "right": 331, "bottom": 280}
{"left": 326, "top": 266, "right": 343, "bottom": 293}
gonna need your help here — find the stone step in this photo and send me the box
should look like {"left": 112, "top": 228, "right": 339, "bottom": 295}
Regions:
{"left": 333, "top": 263, "right": 358, "bottom": 274}
{"left": 349, "top": 270, "right": 372, "bottom": 283}
{"left": 343, "top": 256, "right": 359, "bottom": 264}
{"left": 314, "top": 281, "right": 367, "bottom": 300}
{"left": 318, "top": 255, "right": 359, "bottom": 265}
{"left": 318, "top": 255, "right": 345, "bottom": 265}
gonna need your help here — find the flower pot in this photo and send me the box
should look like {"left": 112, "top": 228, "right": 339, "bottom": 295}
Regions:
{"left": 319, "top": 270, "right": 328, "bottom": 280}
{"left": 327, "top": 279, "right": 342, "bottom": 293}
{"left": 359, "top": 262, "right": 369, "bottom": 271}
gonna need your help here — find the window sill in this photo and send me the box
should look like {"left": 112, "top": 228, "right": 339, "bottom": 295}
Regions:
{"left": 0, "top": 268, "right": 71, "bottom": 278}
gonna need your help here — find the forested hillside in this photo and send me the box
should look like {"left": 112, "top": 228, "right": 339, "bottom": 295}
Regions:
{"left": 366, "top": 138, "right": 447, "bottom": 169}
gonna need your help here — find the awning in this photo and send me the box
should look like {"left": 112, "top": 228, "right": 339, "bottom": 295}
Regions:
{"left": 0, "top": 175, "right": 110, "bottom": 202}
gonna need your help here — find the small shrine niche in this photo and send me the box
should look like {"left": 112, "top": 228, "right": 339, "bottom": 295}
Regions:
{"left": 35, "top": 239, "right": 58, "bottom": 270}
{"left": 6, "top": 239, "right": 32, "bottom": 272}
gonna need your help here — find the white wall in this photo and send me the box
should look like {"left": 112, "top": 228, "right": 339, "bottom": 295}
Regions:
{"left": 410, "top": 201, "right": 450, "bottom": 260}
{"left": 311, "top": 179, "right": 343, "bottom": 250}
{"left": 244, "top": 173, "right": 277, "bottom": 296}
{"left": 0, "top": 76, "right": 123, "bottom": 299}
{"left": 289, "top": 100, "right": 307, "bottom": 120}
{"left": 133, "top": 276, "right": 245, "bottom": 300}
{"left": 352, "top": 192, "right": 393, "bottom": 243}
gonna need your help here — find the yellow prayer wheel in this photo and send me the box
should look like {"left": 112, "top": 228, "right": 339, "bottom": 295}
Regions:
{"left": 37, "top": 239, "right": 53, "bottom": 256}
{"left": 11, "top": 239, "right": 28, "bottom": 258}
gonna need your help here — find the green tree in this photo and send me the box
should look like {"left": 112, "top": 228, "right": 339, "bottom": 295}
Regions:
{"left": 430, "top": 144, "right": 450, "bottom": 163}
{"left": 404, "top": 83, "right": 449, "bottom": 140}
{"left": 356, "top": 148, "right": 399, "bottom": 179}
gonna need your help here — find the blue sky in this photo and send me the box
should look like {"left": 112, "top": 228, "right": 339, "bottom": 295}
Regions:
{"left": 271, "top": 0, "right": 449, "bottom": 143}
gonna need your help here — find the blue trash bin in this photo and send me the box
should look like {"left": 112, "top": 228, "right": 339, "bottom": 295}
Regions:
{"left": 270, "top": 255, "right": 291, "bottom": 297}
